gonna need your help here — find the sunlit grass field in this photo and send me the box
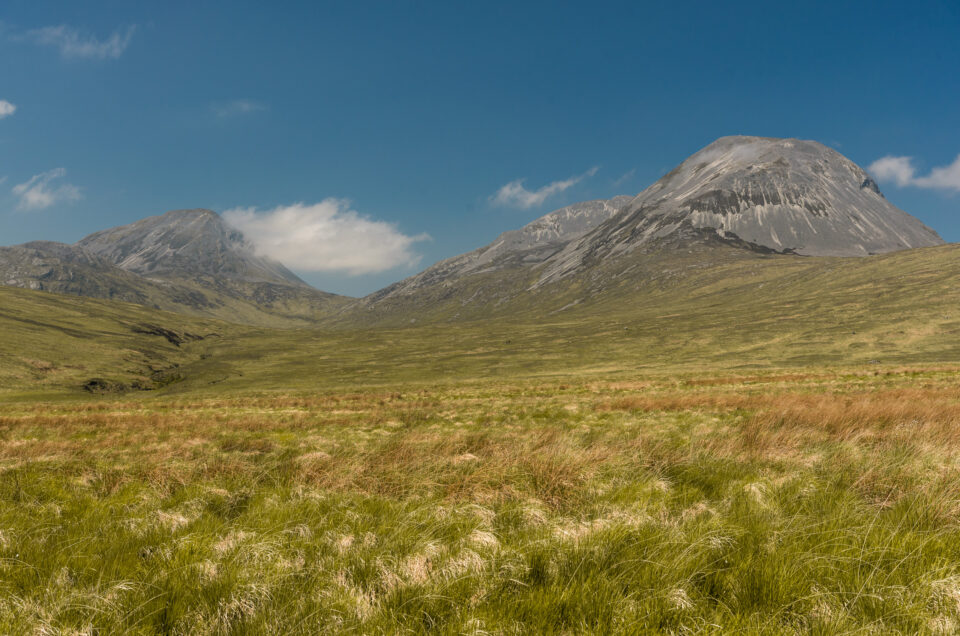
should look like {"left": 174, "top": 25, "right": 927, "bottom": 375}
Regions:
{"left": 4, "top": 367, "right": 960, "bottom": 633}
{"left": 3, "top": 245, "right": 960, "bottom": 633}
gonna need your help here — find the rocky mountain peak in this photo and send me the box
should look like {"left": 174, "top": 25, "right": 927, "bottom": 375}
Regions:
{"left": 364, "top": 196, "right": 635, "bottom": 303}
{"left": 534, "top": 136, "right": 944, "bottom": 285}
{"left": 77, "top": 209, "right": 306, "bottom": 286}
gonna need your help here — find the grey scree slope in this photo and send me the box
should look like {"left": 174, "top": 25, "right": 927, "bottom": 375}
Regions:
{"left": 367, "top": 136, "right": 943, "bottom": 301}
{"left": 537, "top": 136, "right": 944, "bottom": 284}
{"left": 365, "top": 196, "right": 634, "bottom": 302}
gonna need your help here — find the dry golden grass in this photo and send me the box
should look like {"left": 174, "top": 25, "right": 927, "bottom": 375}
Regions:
{"left": 4, "top": 368, "right": 960, "bottom": 633}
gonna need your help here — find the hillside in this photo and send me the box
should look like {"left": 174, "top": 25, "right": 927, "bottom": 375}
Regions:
{"left": 0, "top": 210, "right": 348, "bottom": 327}
{"left": 0, "top": 285, "right": 238, "bottom": 398}
{"left": 338, "top": 136, "right": 943, "bottom": 325}
{"left": 4, "top": 240, "right": 958, "bottom": 398}
{"left": 175, "top": 242, "right": 960, "bottom": 394}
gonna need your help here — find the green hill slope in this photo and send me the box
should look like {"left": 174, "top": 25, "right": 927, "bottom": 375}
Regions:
{"left": 178, "top": 242, "right": 960, "bottom": 393}
{"left": 3, "top": 242, "right": 959, "bottom": 398}
{"left": 0, "top": 286, "right": 239, "bottom": 399}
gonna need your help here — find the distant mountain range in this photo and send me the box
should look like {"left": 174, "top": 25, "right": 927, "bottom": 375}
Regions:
{"left": 0, "top": 136, "right": 945, "bottom": 326}
{"left": 345, "top": 136, "right": 943, "bottom": 324}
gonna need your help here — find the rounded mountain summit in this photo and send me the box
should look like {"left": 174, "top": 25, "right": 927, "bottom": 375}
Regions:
{"left": 614, "top": 135, "right": 943, "bottom": 257}
{"left": 371, "top": 136, "right": 945, "bottom": 303}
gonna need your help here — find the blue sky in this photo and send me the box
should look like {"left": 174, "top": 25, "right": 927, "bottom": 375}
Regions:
{"left": 1, "top": 0, "right": 958, "bottom": 296}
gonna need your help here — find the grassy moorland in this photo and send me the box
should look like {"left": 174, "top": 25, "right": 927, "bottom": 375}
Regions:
{"left": 162, "top": 244, "right": 960, "bottom": 397}
{"left": 3, "top": 370, "right": 960, "bottom": 633}
{"left": 0, "top": 286, "right": 225, "bottom": 401}
{"left": 3, "top": 243, "right": 960, "bottom": 399}
{"left": 2, "top": 245, "right": 960, "bottom": 632}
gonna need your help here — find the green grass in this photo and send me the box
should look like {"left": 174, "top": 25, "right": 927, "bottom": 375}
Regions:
{"left": 2, "top": 245, "right": 960, "bottom": 631}
{"left": 3, "top": 372, "right": 960, "bottom": 633}
{"left": 162, "top": 243, "right": 960, "bottom": 396}
{"left": 3, "top": 243, "right": 960, "bottom": 398}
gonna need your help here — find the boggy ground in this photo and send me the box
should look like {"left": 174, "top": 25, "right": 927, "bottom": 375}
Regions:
{"left": 3, "top": 367, "right": 960, "bottom": 634}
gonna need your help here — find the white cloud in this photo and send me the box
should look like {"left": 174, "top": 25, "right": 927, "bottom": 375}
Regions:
{"left": 213, "top": 99, "right": 267, "bottom": 118}
{"left": 869, "top": 154, "right": 960, "bottom": 193}
{"left": 913, "top": 155, "right": 960, "bottom": 192}
{"left": 25, "top": 25, "right": 135, "bottom": 60}
{"left": 12, "top": 168, "right": 82, "bottom": 210}
{"left": 869, "top": 156, "right": 917, "bottom": 187}
{"left": 223, "top": 200, "right": 430, "bottom": 275}
{"left": 491, "top": 166, "right": 599, "bottom": 209}
{"left": 0, "top": 100, "right": 15, "bottom": 119}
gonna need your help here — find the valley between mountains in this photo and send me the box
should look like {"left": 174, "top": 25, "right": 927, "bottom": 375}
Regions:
{"left": 0, "top": 135, "right": 956, "bottom": 395}
{"left": 4, "top": 136, "right": 960, "bottom": 634}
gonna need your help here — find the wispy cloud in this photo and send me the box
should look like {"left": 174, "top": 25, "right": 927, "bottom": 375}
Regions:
{"left": 212, "top": 99, "right": 267, "bottom": 118}
{"left": 12, "top": 168, "right": 82, "bottom": 210}
{"left": 869, "top": 154, "right": 960, "bottom": 194}
{"left": 24, "top": 24, "right": 135, "bottom": 60}
{"left": 223, "top": 200, "right": 430, "bottom": 275}
{"left": 0, "top": 100, "right": 15, "bottom": 119}
{"left": 491, "top": 167, "right": 599, "bottom": 209}
{"left": 613, "top": 168, "right": 636, "bottom": 187}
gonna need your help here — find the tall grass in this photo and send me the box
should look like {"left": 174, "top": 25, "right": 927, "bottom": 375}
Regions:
{"left": 2, "top": 371, "right": 960, "bottom": 632}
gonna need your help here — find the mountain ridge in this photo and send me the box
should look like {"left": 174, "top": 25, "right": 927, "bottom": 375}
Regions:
{"left": 77, "top": 208, "right": 309, "bottom": 287}
{"left": 347, "top": 136, "right": 943, "bottom": 321}
{"left": 363, "top": 196, "right": 634, "bottom": 305}
{"left": 0, "top": 136, "right": 947, "bottom": 328}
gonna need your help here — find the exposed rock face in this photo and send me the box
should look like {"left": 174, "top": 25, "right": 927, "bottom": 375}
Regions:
{"left": 658, "top": 136, "right": 942, "bottom": 256}
{"left": 0, "top": 241, "right": 154, "bottom": 302}
{"left": 77, "top": 208, "right": 307, "bottom": 286}
{"left": 352, "top": 136, "right": 944, "bottom": 320}
{"left": 538, "top": 136, "right": 943, "bottom": 284}
{"left": 366, "top": 196, "right": 633, "bottom": 303}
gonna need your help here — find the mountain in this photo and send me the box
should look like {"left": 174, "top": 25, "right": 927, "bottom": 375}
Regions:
{"left": 363, "top": 196, "right": 633, "bottom": 304}
{"left": 77, "top": 209, "right": 306, "bottom": 286}
{"left": 536, "top": 136, "right": 943, "bottom": 284}
{"left": 0, "top": 209, "right": 346, "bottom": 326}
{"left": 343, "top": 136, "right": 944, "bottom": 324}
{"left": 0, "top": 136, "right": 946, "bottom": 330}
